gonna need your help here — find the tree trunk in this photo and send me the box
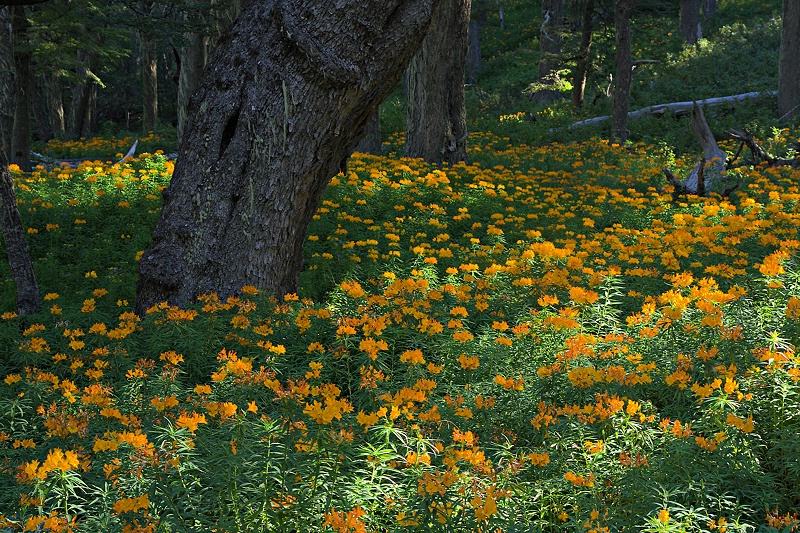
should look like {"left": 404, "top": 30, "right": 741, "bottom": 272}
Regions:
{"left": 531, "top": 0, "right": 564, "bottom": 104}
{"left": 611, "top": 0, "right": 633, "bottom": 143}
{"left": 466, "top": 0, "right": 484, "bottom": 85}
{"left": 135, "top": 0, "right": 439, "bottom": 314}
{"left": 177, "top": 31, "right": 208, "bottom": 143}
{"left": 0, "top": 131, "right": 38, "bottom": 315}
{"left": 466, "top": 18, "right": 481, "bottom": 84}
{"left": 354, "top": 107, "right": 382, "bottom": 154}
{"left": 33, "top": 75, "right": 53, "bottom": 142}
{"left": 10, "top": 5, "right": 31, "bottom": 171}
{"left": 44, "top": 73, "right": 64, "bottom": 135}
{"left": 405, "top": 0, "right": 470, "bottom": 165}
{"left": 572, "top": 0, "right": 594, "bottom": 109}
{"left": 778, "top": 0, "right": 800, "bottom": 121}
{"left": 69, "top": 53, "right": 98, "bottom": 138}
{"left": 141, "top": 30, "right": 158, "bottom": 132}
{"left": 0, "top": 7, "right": 13, "bottom": 158}
{"left": 702, "top": 0, "right": 717, "bottom": 19}
{"left": 680, "top": 0, "right": 701, "bottom": 45}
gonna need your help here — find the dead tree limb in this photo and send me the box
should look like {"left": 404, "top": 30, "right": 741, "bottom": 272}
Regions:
{"left": 662, "top": 103, "right": 733, "bottom": 197}
{"left": 562, "top": 91, "right": 777, "bottom": 131}
{"left": 728, "top": 129, "right": 799, "bottom": 168}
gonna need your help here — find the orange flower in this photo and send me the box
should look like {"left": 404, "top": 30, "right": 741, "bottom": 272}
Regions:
{"left": 399, "top": 349, "right": 426, "bottom": 365}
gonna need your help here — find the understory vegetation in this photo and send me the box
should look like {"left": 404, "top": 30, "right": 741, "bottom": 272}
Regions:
{"left": 2, "top": 0, "right": 800, "bottom": 532}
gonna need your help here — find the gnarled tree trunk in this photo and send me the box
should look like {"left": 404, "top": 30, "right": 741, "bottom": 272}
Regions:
{"left": 136, "top": 0, "right": 438, "bottom": 314}
{"left": 405, "top": 0, "right": 470, "bottom": 165}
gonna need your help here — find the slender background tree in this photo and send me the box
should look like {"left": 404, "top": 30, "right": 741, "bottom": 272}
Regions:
{"left": 612, "top": 0, "right": 633, "bottom": 143}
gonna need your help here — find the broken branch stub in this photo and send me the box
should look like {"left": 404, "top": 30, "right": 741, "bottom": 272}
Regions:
{"left": 663, "top": 102, "right": 733, "bottom": 197}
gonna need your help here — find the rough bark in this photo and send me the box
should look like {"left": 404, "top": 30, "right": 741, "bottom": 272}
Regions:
{"left": 0, "top": 131, "right": 38, "bottom": 315}
{"left": 405, "top": 0, "right": 470, "bottom": 165}
{"left": 177, "top": 31, "right": 208, "bottom": 143}
{"left": 136, "top": 0, "right": 439, "bottom": 314}
{"left": 530, "top": 0, "right": 564, "bottom": 104}
{"left": 140, "top": 30, "right": 158, "bottom": 132}
{"left": 680, "top": 0, "right": 701, "bottom": 45}
{"left": 0, "top": 7, "right": 13, "bottom": 158}
{"left": 572, "top": 0, "right": 594, "bottom": 109}
{"left": 611, "top": 0, "right": 633, "bottom": 143}
{"left": 355, "top": 107, "right": 381, "bottom": 154}
{"left": 778, "top": 0, "right": 800, "bottom": 121}
{"left": 10, "top": 6, "right": 31, "bottom": 171}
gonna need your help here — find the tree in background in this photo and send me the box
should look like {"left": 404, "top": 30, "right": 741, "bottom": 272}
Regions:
{"left": 30, "top": 3, "right": 116, "bottom": 139}
{"left": 702, "top": 0, "right": 717, "bottom": 19}
{"left": 466, "top": 0, "right": 484, "bottom": 85}
{"left": 778, "top": 0, "right": 799, "bottom": 121}
{"left": 10, "top": 6, "right": 32, "bottom": 170}
{"left": 571, "top": 0, "right": 594, "bottom": 109}
{"left": 0, "top": 7, "right": 13, "bottom": 157}
{"left": 136, "top": 0, "right": 439, "bottom": 313}
{"left": 138, "top": 1, "right": 158, "bottom": 132}
{"left": 354, "top": 108, "right": 381, "bottom": 154}
{"left": 405, "top": 0, "right": 470, "bottom": 165}
{"left": 176, "top": 0, "right": 248, "bottom": 143}
{"left": 680, "top": 0, "right": 701, "bottom": 45}
{"left": 612, "top": 0, "right": 633, "bottom": 143}
{"left": 529, "top": 0, "right": 565, "bottom": 104}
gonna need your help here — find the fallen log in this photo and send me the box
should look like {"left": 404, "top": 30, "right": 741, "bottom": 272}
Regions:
{"left": 563, "top": 91, "right": 777, "bottom": 131}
